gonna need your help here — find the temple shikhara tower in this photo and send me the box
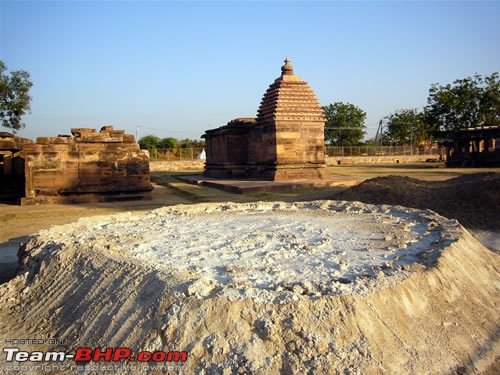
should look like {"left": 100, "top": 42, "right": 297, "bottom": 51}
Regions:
{"left": 203, "top": 58, "right": 331, "bottom": 181}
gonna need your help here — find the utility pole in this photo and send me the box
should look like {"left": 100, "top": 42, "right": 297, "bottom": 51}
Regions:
{"left": 410, "top": 119, "right": 413, "bottom": 155}
{"left": 374, "top": 119, "right": 385, "bottom": 152}
{"left": 136, "top": 125, "right": 141, "bottom": 142}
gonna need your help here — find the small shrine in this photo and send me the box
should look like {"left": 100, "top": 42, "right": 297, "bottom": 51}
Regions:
{"left": 203, "top": 58, "right": 330, "bottom": 181}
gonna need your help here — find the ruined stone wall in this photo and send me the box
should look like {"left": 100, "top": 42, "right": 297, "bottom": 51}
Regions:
{"left": 0, "top": 133, "right": 33, "bottom": 200}
{"left": 21, "top": 126, "right": 152, "bottom": 204}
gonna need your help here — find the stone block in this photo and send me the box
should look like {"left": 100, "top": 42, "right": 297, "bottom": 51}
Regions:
{"left": 78, "top": 143, "right": 107, "bottom": 152}
{"left": 45, "top": 144, "right": 72, "bottom": 152}
{"left": 0, "top": 140, "right": 19, "bottom": 150}
{"left": 33, "top": 173, "right": 57, "bottom": 189}
{"left": 100, "top": 125, "right": 114, "bottom": 132}
{"left": 36, "top": 137, "right": 51, "bottom": 144}
{"left": 52, "top": 136, "right": 73, "bottom": 144}
{"left": 71, "top": 128, "right": 97, "bottom": 136}
{"left": 123, "top": 134, "right": 135, "bottom": 143}
{"left": 75, "top": 133, "right": 110, "bottom": 143}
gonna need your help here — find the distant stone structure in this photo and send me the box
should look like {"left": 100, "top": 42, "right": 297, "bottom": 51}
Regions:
{"left": 0, "top": 126, "right": 152, "bottom": 204}
{"left": 203, "top": 58, "right": 330, "bottom": 181}
{"left": 0, "top": 132, "right": 32, "bottom": 201}
{"left": 441, "top": 126, "right": 500, "bottom": 167}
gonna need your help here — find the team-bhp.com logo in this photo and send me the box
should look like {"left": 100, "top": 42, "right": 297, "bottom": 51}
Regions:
{"left": 74, "top": 348, "right": 188, "bottom": 362}
{"left": 3, "top": 347, "right": 188, "bottom": 372}
{"left": 4, "top": 347, "right": 188, "bottom": 362}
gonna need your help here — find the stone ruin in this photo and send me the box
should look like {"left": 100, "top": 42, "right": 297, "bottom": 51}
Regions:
{"left": 441, "top": 126, "right": 500, "bottom": 167}
{"left": 0, "top": 126, "right": 152, "bottom": 204}
{"left": 0, "top": 132, "right": 32, "bottom": 201}
{"left": 202, "top": 58, "right": 331, "bottom": 181}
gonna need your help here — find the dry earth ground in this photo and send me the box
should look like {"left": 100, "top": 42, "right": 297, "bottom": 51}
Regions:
{"left": 1, "top": 163, "right": 499, "bottom": 241}
{"left": 1, "top": 164, "right": 499, "bottom": 282}
{"left": 0, "top": 163, "right": 498, "bottom": 374}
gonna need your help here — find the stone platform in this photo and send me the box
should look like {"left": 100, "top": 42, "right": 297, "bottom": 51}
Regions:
{"left": 177, "top": 175, "right": 364, "bottom": 194}
{"left": 19, "top": 190, "right": 153, "bottom": 205}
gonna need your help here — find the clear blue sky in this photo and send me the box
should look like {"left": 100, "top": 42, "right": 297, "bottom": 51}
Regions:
{"left": 1, "top": 0, "right": 499, "bottom": 141}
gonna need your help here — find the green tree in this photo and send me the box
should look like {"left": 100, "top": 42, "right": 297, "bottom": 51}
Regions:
{"left": 178, "top": 138, "right": 205, "bottom": 148}
{"left": 383, "top": 109, "right": 432, "bottom": 146}
{"left": 138, "top": 135, "right": 161, "bottom": 149}
{"left": 425, "top": 72, "right": 500, "bottom": 136}
{"left": 323, "top": 102, "right": 366, "bottom": 146}
{"left": 0, "top": 60, "right": 33, "bottom": 132}
{"left": 160, "top": 137, "right": 178, "bottom": 149}
{"left": 482, "top": 72, "right": 500, "bottom": 126}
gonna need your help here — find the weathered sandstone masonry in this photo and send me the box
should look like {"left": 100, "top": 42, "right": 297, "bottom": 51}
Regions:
{"left": 441, "top": 126, "right": 500, "bottom": 167}
{"left": 0, "top": 132, "right": 32, "bottom": 200}
{"left": 20, "top": 126, "right": 152, "bottom": 204}
{"left": 203, "top": 58, "right": 331, "bottom": 181}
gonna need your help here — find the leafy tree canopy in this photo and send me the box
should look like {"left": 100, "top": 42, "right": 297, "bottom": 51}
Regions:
{"left": 0, "top": 60, "right": 33, "bottom": 133}
{"left": 139, "top": 135, "right": 204, "bottom": 149}
{"left": 138, "top": 135, "right": 161, "bottom": 149}
{"left": 178, "top": 138, "right": 205, "bottom": 148}
{"left": 382, "top": 109, "right": 433, "bottom": 146}
{"left": 160, "top": 137, "right": 178, "bottom": 149}
{"left": 425, "top": 72, "right": 500, "bottom": 135}
{"left": 323, "top": 102, "right": 366, "bottom": 146}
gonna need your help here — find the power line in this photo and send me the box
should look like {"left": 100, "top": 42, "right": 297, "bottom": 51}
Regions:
{"left": 325, "top": 127, "right": 378, "bottom": 130}
{"left": 137, "top": 125, "right": 200, "bottom": 134}
{"left": 135, "top": 125, "right": 204, "bottom": 140}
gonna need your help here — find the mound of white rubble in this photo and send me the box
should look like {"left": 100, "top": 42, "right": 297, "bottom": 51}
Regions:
{"left": 1, "top": 201, "right": 498, "bottom": 374}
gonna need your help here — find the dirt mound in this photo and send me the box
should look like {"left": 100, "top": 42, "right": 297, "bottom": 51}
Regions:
{"left": 333, "top": 172, "right": 500, "bottom": 230}
{"left": 0, "top": 201, "right": 499, "bottom": 374}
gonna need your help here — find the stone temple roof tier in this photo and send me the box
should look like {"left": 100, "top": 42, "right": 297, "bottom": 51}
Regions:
{"left": 257, "top": 58, "right": 326, "bottom": 124}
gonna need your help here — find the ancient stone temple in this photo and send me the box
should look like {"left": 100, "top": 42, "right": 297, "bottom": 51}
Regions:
{"left": 203, "top": 58, "right": 330, "bottom": 181}
{"left": 441, "top": 126, "right": 500, "bottom": 167}
{"left": 1, "top": 126, "right": 152, "bottom": 204}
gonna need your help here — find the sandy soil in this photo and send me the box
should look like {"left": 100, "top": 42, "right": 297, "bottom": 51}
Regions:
{"left": 0, "top": 171, "right": 498, "bottom": 374}
{"left": 0, "top": 183, "right": 188, "bottom": 283}
{"left": 0, "top": 200, "right": 498, "bottom": 374}
{"left": 332, "top": 172, "right": 500, "bottom": 231}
